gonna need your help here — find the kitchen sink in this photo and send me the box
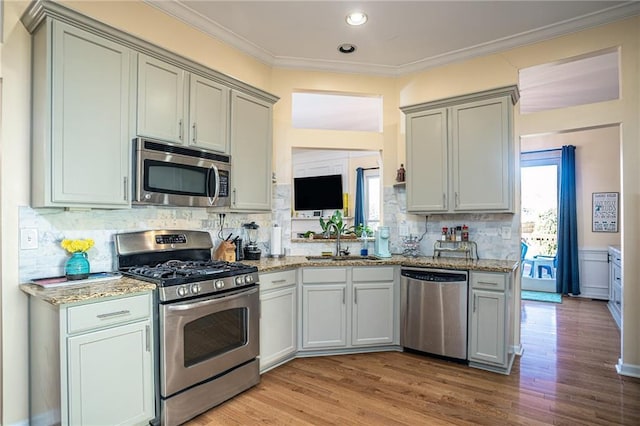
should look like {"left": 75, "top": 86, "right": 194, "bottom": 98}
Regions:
{"left": 305, "top": 255, "right": 384, "bottom": 262}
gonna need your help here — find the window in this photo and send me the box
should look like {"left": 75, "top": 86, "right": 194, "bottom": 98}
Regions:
{"left": 364, "top": 168, "right": 381, "bottom": 230}
{"left": 292, "top": 91, "right": 382, "bottom": 132}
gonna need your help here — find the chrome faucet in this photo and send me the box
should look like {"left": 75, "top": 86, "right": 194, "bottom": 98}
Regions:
{"left": 327, "top": 222, "right": 342, "bottom": 256}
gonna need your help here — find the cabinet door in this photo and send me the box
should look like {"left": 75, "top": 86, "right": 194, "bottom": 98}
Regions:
{"left": 50, "top": 22, "right": 131, "bottom": 207}
{"left": 137, "top": 54, "right": 186, "bottom": 143}
{"left": 68, "top": 320, "right": 154, "bottom": 425}
{"left": 468, "top": 289, "right": 506, "bottom": 365}
{"left": 189, "top": 75, "right": 229, "bottom": 153}
{"left": 451, "top": 96, "right": 512, "bottom": 211}
{"left": 260, "top": 286, "right": 297, "bottom": 371}
{"left": 352, "top": 282, "right": 394, "bottom": 346}
{"left": 302, "top": 284, "right": 347, "bottom": 349}
{"left": 406, "top": 108, "right": 448, "bottom": 212}
{"left": 230, "top": 91, "right": 273, "bottom": 211}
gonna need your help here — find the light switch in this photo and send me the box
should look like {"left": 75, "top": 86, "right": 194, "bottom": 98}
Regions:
{"left": 501, "top": 226, "right": 511, "bottom": 240}
{"left": 21, "top": 228, "right": 39, "bottom": 250}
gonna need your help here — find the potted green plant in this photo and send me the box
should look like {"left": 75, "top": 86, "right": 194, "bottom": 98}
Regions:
{"left": 319, "top": 210, "right": 349, "bottom": 237}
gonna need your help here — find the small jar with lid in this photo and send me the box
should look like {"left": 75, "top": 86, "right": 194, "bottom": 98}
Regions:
{"left": 462, "top": 225, "right": 469, "bottom": 241}
{"left": 441, "top": 227, "right": 448, "bottom": 241}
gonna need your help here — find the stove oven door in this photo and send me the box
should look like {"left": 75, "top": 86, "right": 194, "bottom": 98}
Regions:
{"left": 160, "top": 286, "right": 259, "bottom": 397}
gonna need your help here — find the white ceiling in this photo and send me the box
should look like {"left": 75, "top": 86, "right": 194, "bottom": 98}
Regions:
{"left": 146, "top": 0, "right": 640, "bottom": 76}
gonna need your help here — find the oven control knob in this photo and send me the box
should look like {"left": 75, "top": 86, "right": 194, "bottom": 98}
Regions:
{"left": 191, "top": 283, "right": 201, "bottom": 294}
{"left": 177, "top": 286, "right": 189, "bottom": 297}
{"left": 235, "top": 276, "right": 244, "bottom": 286}
{"left": 245, "top": 275, "right": 253, "bottom": 283}
{"left": 215, "top": 280, "right": 225, "bottom": 289}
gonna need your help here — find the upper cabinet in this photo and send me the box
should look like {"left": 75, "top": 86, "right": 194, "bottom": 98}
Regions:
{"left": 30, "top": 19, "right": 133, "bottom": 208}
{"left": 230, "top": 91, "right": 273, "bottom": 211}
{"left": 22, "top": 1, "right": 278, "bottom": 210}
{"left": 137, "top": 54, "right": 230, "bottom": 153}
{"left": 401, "top": 86, "right": 519, "bottom": 214}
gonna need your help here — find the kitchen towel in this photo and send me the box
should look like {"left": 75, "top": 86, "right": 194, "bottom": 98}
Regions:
{"left": 270, "top": 225, "right": 282, "bottom": 256}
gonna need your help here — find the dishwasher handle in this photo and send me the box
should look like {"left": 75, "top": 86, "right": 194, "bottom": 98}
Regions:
{"left": 401, "top": 268, "right": 467, "bottom": 283}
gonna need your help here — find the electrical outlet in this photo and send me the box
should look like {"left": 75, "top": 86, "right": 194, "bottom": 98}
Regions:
{"left": 20, "top": 228, "right": 39, "bottom": 250}
{"left": 399, "top": 225, "right": 409, "bottom": 236}
{"left": 501, "top": 226, "right": 512, "bottom": 240}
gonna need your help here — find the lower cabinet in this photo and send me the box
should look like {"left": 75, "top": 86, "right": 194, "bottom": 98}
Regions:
{"left": 259, "top": 269, "right": 297, "bottom": 371}
{"left": 301, "top": 266, "right": 397, "bottom": 351}
{"left": 468, "top": 271, "right": 514, "bottom": 374}
{"left": 29, "top": 292, "right": 155, "bottom": 426}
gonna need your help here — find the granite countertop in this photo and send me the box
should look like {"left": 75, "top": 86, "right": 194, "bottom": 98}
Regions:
{"left": 20, "top": 276, "right": 156, "bottom": 306}
{"left": 243, "top": 255, "right": 519, "bottom": 274}
{"left": 21, "top": 255, "right": 518, "bottom": 305}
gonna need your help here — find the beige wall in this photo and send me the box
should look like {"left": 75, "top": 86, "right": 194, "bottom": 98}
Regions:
{"left": 1, "top": 1, "right": 639, "bottom": 423}
{"left": 522, "top": 126, "right": 621, "bottom": 249}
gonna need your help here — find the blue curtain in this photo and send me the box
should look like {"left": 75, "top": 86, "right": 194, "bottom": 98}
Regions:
{"left": 556, "top": 145, "right": 580, "bottom": 295}
{"left": 354, "top": 167, "right": 365, "bottom": 228}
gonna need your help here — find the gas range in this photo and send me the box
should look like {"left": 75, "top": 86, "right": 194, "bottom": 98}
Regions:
{"left": 115, "top": 230, "right": 258, "bottom": 302}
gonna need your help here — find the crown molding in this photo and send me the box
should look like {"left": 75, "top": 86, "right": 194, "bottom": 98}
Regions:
{"left": 146, "top": 1, "right": 640, "bottom": 77}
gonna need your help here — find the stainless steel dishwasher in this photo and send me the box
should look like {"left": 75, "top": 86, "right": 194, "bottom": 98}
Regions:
{"left": 400, "top": 268, "right": 468, "bottom": 361}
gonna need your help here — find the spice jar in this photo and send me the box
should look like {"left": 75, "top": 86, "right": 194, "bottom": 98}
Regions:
{"left": 462, "top": 225, "right": 469, "bottom": 241}
{"left": 441, "top": 227, "right": 448, "bottom": 241}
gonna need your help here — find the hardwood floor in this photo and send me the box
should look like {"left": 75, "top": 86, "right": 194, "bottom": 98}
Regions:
{"left": 187, "top": 297, "right": 640, "bottom": 425}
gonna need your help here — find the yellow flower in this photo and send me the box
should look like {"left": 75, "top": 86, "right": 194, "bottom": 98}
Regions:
{"left": 61, "top": 238, "right": 95, "bottom": 254}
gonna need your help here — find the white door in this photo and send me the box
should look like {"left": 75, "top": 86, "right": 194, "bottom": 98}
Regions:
{"left": 260, "top": 286, "right": 297, "bottom": 370}
{"left": 52, "top": 21, "right": 131, "bottom": 206}
{"left": 451, "top": 97, "right": 511, "bottom": 211}
{"left": 352, "top": 283, "right": 394, "bottom": 346}
{"left": 469, "top": 289, "right": 506, "bottom": 365}
{"left": 230, "top": 91, "right": 273, "bottom": 211}
{"left": 189, "top": 75, "right": 229, "bottom": 153}
{"left": 68, "top": 321, "right": 154, "bottom": 425}
{"left": 406, "top": 108, "right": 448, "bottom": 212}
{"left": 137, "top": 54, "right": 186, "bottom": 143}
{"left": 302, "top": 284, "right": 347, "bottom": 349}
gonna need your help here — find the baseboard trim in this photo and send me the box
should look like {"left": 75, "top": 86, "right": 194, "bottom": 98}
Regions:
{"left": 512, "top": 344, "right": 524, "bottom": 356}
{"left": 616, "top": 359, "right": 640, "bottom": 378}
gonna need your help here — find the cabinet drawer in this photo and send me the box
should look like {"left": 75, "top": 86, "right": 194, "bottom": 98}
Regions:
{"left": 352, "top": 267, "right": 395, "bottom": 282}
{"left": 302, "top": 268, "right": 347, "bottom": 284}
{"left": 67, "top": 293, "right": 151, "bottom": 334}
{"left": 260, "top": 269, "right": 296, "bottom": 291}
{"left": 470, "top": 272, "right": 506, "bottom": 291}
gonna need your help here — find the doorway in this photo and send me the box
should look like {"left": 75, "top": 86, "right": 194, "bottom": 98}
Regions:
{"left": 521, "top": 150, "right": 560, "bottom": 290}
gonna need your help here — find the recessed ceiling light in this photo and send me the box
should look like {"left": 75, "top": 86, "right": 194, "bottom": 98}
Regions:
{"left": 346, "top": 11, "right": 367, "bottom": 26}
{"left": 338, "top": 43, "right": 357, "bottom": 54}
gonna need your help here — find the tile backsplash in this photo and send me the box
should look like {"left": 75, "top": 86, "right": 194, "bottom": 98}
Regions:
{"left": 18, "top": 183, "right": 519, "bottom": 282}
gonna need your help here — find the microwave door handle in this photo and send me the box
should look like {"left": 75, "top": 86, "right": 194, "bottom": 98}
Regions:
{"left": 209, "top": 165, "right": 220, "bottom": 205}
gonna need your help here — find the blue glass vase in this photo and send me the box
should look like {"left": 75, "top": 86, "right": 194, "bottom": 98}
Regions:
{"left": 65, "top": 252, "right": 90, "bottom": 280}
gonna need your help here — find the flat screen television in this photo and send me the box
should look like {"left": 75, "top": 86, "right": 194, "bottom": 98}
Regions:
{"left": 294, "top": 174, "right": 343, "bottom": 211}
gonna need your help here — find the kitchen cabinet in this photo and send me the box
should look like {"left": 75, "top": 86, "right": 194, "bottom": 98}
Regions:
{"left": 259, "top": 269, "right": 297, "bottom": 372}
{"left": 468, "top": 271, "right": 514, "bottom": 374}
{"left": 401, "top": 86, "right": 519, "bottom": 213}
{"left": 608, "top": 246, "right": 622, "bottom": 329}
{"left": 29, "top": 291, "right": 155, "bottom": 426}
{"left": 230, "top": 90, "right": 274, "bottom": 211}
{"left": 29, "top": 19, "right": 133, "bottom": 208}
{"left": 351, "top": 267, "right": 396, "bottom": 346}
{"left": 302, "top": 268, "right": 348, "bottom": 349}
{"left": 301, "top": 266, "right": 397, "bottom": 351}
{"left": 137, "top": 54, "right": 230, "bottom": 153}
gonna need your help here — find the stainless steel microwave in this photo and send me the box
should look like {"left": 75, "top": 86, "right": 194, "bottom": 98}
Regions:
{"left": 133, "top": 138, "right": 231, "bottom": 208}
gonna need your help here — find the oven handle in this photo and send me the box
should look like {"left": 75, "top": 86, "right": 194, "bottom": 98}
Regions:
{"left": 165, "top": 286, "right": 258, "bottom": 312}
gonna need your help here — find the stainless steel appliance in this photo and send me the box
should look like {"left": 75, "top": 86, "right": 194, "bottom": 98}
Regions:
{"left": 115, "top": 230, "right": 259, "bottom": 426}
{"left": 133, "top": 137, "right": 231, "bottom": 208}
{"left": 400, "top": 268, "right": 468, "bottom": 361}
{"left": 242, "top": 221, "right": 261, "bottom": 260}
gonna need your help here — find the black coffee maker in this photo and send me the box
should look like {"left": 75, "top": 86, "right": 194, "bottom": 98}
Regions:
{"left": 242, "top": 222, "right": 261, "bottom": 260}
